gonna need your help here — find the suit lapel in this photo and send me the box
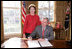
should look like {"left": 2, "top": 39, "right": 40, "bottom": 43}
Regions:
{"left": 40, "top": 25, "right": 42, "bottom": 34}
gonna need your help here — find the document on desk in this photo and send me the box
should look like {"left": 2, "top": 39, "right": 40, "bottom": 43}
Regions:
{"left": 27, "top": 40, "right": 41, "bottom": 48}
{"left": 3, "top": 37, "right": 21, "bottom": 48}
{"left": 27, "top": 40, "right": 53, "bottom": 48}
{"left": 39, "top": 40, "right": 53, "bottom": 47}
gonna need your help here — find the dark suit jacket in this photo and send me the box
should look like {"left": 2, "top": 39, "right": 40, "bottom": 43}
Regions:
{"left": 30, "top": 25, "right": 54, "bottom": 40}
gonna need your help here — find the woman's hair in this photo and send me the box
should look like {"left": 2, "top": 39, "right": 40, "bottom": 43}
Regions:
{"left": 28, "top": 4, "right": 36, "bottom": 14}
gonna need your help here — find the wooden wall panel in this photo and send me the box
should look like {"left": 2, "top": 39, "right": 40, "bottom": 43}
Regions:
{"left": 1, "top": 1, "right": 4, "bottom": 43}
{"left": 56, "top": 1, "right": 71, "bottom": 40}
{"left": 56, "top": 1, "right": 67, "bottom": 26}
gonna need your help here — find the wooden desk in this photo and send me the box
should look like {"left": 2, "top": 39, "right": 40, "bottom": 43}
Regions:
{"left": 1, "top": 38, "right": 71, "bottom": 48}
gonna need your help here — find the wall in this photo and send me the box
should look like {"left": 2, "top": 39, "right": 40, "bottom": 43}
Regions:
{"left": 1, "top": 1, "right": 4, "bottom": 43}
{"left": 55, "top": 1, "right": 66, "bottom": 40}
{"left": 55, "top": 1, "right": 67, "bottom": 25}
{"left": 69, "top": 2, "right": 71, "bottom": 40}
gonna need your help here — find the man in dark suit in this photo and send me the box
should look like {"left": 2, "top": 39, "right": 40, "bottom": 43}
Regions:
{"left": 28, "top": 17, "right": 54, "bottom": 41}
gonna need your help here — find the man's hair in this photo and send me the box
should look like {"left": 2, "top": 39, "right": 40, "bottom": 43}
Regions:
{"left": 41, "top": 17, "right": 49, "bottom": 23}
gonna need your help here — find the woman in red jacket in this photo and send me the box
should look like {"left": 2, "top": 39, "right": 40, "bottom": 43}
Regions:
{"left": 23, "top": 4, "right": 41, "bottom": 38}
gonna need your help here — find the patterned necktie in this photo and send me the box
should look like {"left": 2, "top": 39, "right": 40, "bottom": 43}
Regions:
{"left": 42, "top": 28, "right": 44, "bottom": 39}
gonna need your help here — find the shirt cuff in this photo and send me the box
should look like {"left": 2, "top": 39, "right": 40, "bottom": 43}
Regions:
{"left": 44, "top": 38, "right": 48, "bottom": 41}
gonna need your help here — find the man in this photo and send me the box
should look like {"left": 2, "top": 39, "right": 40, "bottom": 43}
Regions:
{"left": 28, "top": 17, "right": 54, "bottom": 41}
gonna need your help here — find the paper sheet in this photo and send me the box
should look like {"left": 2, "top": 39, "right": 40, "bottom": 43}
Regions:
{"left": 3, "top": 37, "right": 21, "bottom": 48}
{"left": 27, "top": 40, "right": 41, "bottom": 48}
{"left": 39, "top": 40, "right": 53, "bottom": 47}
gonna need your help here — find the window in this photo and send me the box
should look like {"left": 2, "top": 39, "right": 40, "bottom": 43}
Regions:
{"left": 38, "top": 1, "right": 55, "bottom": 22}
{"left": 3, "top": 1, "right": 21, "bottom": 34}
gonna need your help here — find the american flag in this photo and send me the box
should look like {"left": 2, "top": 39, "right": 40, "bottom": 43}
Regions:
{"left": 21, "top": 1, "right": 26, "bottom": 25}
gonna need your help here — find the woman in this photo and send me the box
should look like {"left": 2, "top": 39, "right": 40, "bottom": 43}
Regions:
{"left": 23, "top": 4, "right": 41, "bottom": 38}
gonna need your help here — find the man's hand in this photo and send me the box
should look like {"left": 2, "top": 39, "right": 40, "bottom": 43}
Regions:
{"left": 28, "top": 36, "right": 32, "bottom": 40}
{"left": 38, "top": 38, "right": 45, "bottom": 41}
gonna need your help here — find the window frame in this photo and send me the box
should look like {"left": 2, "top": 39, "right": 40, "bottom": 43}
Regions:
{"left": 2, "top": 1, "right": 22, "bottom": 40}
{"left": 38, "top": 1, "right": 56, "bottom": 22}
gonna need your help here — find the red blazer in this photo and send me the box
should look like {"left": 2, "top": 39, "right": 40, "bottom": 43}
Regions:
{"left": 23, "top": 14, "right": 41, "bottom": 34}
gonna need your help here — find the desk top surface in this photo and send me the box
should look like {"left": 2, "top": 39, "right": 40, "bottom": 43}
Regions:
{"left": 1, "top": 37, "right": 71, "bottom": 48}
